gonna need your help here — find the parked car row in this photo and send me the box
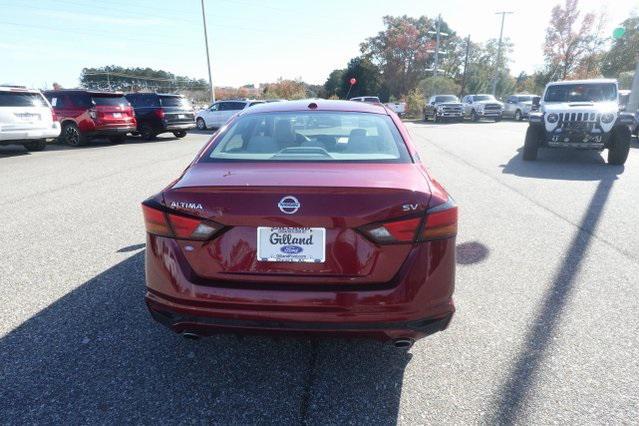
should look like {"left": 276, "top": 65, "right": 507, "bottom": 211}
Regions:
{"left": 423, "top": 93, "right": 541, "bottom": 123}
{"left": 0, "top": 86, "right": 200, "bottom": 150}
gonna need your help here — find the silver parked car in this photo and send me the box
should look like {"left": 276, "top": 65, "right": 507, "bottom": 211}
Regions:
{"left": 503, "top": 94, "right": 540, "bottom": 121}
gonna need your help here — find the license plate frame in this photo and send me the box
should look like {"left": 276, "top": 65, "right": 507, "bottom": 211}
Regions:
{"left": 257, "top": 227, "right": 325, "bottom": 263}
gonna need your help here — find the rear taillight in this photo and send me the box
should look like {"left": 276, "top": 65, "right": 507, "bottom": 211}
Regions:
{"left": 420, "top": 198, "right": 457, "bottom": 241}
{"left": 154, "top": 108, "right": 165, "bottom": 119}
{"left": 50, "top": 108, "right": 58, "bottom": 122}
{"left": 360, "top": 197, "right": 457, "bottom": 244}
{"left": 141, "top": 201, "right": 223, "bottom": 240}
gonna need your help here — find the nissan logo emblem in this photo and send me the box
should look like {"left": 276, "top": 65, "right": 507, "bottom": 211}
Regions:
{"left": 278, "top": 196, "right": 300, "bottom": 214}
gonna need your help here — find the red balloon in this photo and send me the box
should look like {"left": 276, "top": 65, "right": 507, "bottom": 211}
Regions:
{"left": 349, "top": 78, "right": 357, "bottom": 85}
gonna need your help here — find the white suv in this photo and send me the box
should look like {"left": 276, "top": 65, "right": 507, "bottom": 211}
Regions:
{"left": 195, "top": 99, "right": 264, "bottom": 130}
{"left": 0, "top": 87, "right": 60, "bottom": 151}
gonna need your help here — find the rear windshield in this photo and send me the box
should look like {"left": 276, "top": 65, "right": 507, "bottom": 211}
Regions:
{"left": 435, "top": 95, "right": 459, "bottom": 103}
{"left": 0, "top": 92, "right": 47, "bottom": 107}
{"left": 544, "top": 83, "right": 617, "bottom": 103}
{"left": 91, "top": 95, "right": 129, "bottom": 107}
{"left": 160, "top": 96, "right": 191, "bottom": 108}
{"left": 203, "top": 112, "right": 411, "bottom": 163}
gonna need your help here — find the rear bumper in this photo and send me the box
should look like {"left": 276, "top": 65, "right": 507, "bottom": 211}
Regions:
{"left": 144, "top": 234, "right": 456, "bottom": 341}
{"left": 88, "top": 125, "right": 136, "bottom": 137}
{"left": 164, "top": 122, "right": 196, "bottom": 131}
{"left": 0, "top": 123, "right": 61, "bottom": 142}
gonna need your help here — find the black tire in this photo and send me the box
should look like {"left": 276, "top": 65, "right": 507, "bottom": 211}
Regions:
{"left": 109, "top": 135, "right": 127, "bottom": 144}
{"left": 139, "top": 123, "right": 156, "bottom": 141}
{"left": 23, "top": 139, "right": 47, "bottom": 151}
{"left": 514, "top": 110, "right": 522, "bottom": 121}
{"left": 607, "top": 127, "right": 631, "bottom": 165}
{"left": 196, "top": 117, "right": 206, "bottom": 130}
{"left": 434, "top": 114, "right": 439, "bottom": 123}
{"left": 173, "top": 131, "right": 187, "bottom": 138}
{"left": 494, "top": 115, "right": 502, "bottom": 122}
{"left": 61, "top": 122, "right": 87, "bottom": 146}
{"left": 471, "top": 110, "right": 480, "bottom": 122}
{"left": 523, "top": 126, "right": 542, "bottom": 161}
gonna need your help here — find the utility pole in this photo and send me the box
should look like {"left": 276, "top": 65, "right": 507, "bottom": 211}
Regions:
{"left": 491, "top": 11, "right": 513, "bottom": 96}
{"left": 460, "top": 35, "right": 471, "bottom": 97}
{"left": 200, "top": 0, "right": 215, "bottom": 103}
{"left": 427, "top": 15, "right": 449, "bottom": 95}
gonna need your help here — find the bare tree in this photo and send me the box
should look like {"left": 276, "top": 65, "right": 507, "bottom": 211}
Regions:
{"left": 543, "top": 0, "right": 604, "bottom": 80}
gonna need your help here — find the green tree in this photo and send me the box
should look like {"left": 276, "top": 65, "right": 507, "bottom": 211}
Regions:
{"left": 601, "top": 17, "right": 639, "bottom": 77}
{"left": 323, "top": 69, "right": 345, "bottom": 98}
{"left": 360, "top": 15, "right": 434, "bottom": 98}
{"left": 340, "top": 57, "right": 382, "bottom": 99}
{"left": 418, "top": 76, "right": 460, "bottom": 99}
{"left": 80, "top": 65, "right": 208, "bottom": 92}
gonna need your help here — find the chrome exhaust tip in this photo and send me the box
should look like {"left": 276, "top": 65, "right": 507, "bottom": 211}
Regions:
{"left": 182, "top": 332, "right": 200, "bottom": 340}
{"left": 393, "top": 338, "right": 414, "bottom": 349}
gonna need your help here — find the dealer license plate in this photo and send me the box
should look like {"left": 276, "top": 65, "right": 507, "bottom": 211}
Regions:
{"left": 257, "top": 227, "right": 325, "bottom": 263}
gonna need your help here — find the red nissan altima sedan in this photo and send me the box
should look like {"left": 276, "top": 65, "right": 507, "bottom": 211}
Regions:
{"left": 142, "top": 100, "right": 457, "bottom": 347}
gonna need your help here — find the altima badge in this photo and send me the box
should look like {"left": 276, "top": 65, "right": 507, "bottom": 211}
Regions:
{"left": 278, "top": 196, "right": 300, "bottom": 214}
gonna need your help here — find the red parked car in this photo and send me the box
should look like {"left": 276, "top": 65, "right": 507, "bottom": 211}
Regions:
{"left": 44, "top": 90, "right": 136, "bottom": 146}
{"left": 142, "top": 100, "right": 457, "bottom": 348}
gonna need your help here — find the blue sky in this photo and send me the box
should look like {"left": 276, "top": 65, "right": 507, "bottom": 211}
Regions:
{"left": 1, "top": 0, "right": 637, "bottom": 89}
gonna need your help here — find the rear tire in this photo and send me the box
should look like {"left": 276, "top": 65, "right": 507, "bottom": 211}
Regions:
{"left": 196, "top": 117, "right": 206, "bottom": 130}
{"left": 23, "top": 139, "right": 47, "bottom": 151}
{"left": 173, "top": 131, "right": 187, "bottom": 138}
{"left": 494, "top": 115, "right": 502, "bottom": 122}
{"left": 607, "top": 127, "right": 631, "bottom": 165}
{"left": 514, "top": 110, "right": 522, "bottom": 121}
{"left": 471, "top": 110, "right": 479, "bottom": 122}
{"left": 523, "top": 126, "right": 542, "bottom": 161}
{"left": 140, "top": 123, "right": 156, "bottom": 141}
{"left": 109, "top": 135, "right": 127, "bottom": 144}
{"left": 61, "top": 122, "right": 87, "bottom": 147}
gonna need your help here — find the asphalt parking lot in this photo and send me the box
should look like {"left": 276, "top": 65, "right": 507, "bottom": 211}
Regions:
{"left": 1, "top": 123, "right": 638, "bottom": 424}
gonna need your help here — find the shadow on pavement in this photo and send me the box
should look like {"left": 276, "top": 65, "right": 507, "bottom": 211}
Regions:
{"left": 456, "top": 241, "right": 489, "bottom": 265}
{"left": 489, "top": 175, "right": 617, "bottom": 423}
{"left": 501, "top": 147, "right": 625, "bottom": 181}
{"left": 0, "top": 251, "right": 409, "bottom": 424}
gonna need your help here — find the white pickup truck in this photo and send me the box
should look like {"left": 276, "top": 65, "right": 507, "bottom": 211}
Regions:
{"left": 0, "top": 86, "right": 60, "bottom": 151}
{"left": 385, "top": 102, "right": 406, "bottom": 117}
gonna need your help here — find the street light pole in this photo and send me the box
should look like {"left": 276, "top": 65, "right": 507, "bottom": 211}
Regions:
{"left": 200, "top": 0, "right": 215, "bottom": 103}
{"left": 433, "top": 14, "right": 441, "bottom": 77}
{"left": 491, "top": 11, "right": 513, "bottom": 96}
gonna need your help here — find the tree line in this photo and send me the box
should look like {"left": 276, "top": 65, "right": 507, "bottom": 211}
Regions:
{"left": 321, "top": 0, "right": 638, "bottom": 115}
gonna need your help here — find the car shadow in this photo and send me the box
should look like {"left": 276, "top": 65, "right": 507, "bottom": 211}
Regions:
{"left": 500, "top": 147, "right": 625, "bottom": 181}
{"left": 0, "top": 145, "right": 32, "bottom": 158}
{"left": 488, "top": 172, "right": 617, "bottom": 423}
{"left": 0, "top": 251, "right": 410, "bottom": 424}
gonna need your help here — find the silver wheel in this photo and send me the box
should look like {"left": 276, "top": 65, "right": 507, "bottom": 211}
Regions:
{"left": 196, "top": 117, "right": 206, "bottom": 130}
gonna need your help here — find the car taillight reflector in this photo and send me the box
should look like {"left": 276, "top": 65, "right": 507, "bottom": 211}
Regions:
{"left": 361, "top": 217, "right": 421, "bottom": 244}
{"left": 50, "top": 108, "right": 58, "bottom": 122}
{"left": 141, "top": 202, "right": 222, "bottom": 240}
{"left": 154, "top": 108, "right": 165, "bottom": 119}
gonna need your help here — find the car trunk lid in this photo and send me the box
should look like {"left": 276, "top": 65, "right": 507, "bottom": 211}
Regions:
{"left": 162, "top": 162, "right": 432, "bottom": 285}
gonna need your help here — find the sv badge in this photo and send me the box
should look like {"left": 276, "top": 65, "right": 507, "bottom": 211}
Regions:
{"left": 402, "top": 204, "right": 419, "bottom": 212}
